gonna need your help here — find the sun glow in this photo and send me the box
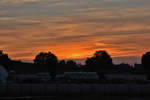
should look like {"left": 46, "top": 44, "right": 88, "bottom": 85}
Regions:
{"left": 1, "top": 0, "right": 150, "bottom": 64}
{"left": 69, "top": 53, "right": 82, "bottom": 58}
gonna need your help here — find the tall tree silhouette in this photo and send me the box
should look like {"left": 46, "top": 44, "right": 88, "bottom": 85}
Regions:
{"left": 142, "top": 52, "right": 150, "bottom": 70}
{"left": 34, "top": 52, "right": 58, "bottom": 66}
{"left": 0, "top": 50, "right": 10, "bottom": 68}
{"left": 85, "top": 50, "right": 113, "bottom": 71}
{"left": 34, "top": 52, "right": 58, "bottom": 79}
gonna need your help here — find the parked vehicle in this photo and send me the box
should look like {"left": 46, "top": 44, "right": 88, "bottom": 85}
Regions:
{"left": 63, "top": 72, "right": 99, "bottom": 82}
{"left": 36, "top": 72, "right": 52, "bottom": 82}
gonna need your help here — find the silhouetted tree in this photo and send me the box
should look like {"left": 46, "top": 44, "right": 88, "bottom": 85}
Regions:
{"left": 34, "top": 52, "right": 58, "bottom": 79}
{"left": 142, "top": 52, "right": 150, "bottom": 80}
{"left": 34, "top": 52, "right": 58, "bottom": 66}
{"left": 85, "top": 50, "right": 113, "bottom": 71}
{"left": 59, "top": 60, "right": 66, "bottom": 64}
{"left": 66, "top": 60, "right": 78, "bottom": 70}
{"left": 142, "top": 52, "right": 150, "bottom": 70}
{"left": 0, "top": 50, "right": 11, "bottom": 68}
{"left": 58, "top": 60, "right": 66, "bottom": 70}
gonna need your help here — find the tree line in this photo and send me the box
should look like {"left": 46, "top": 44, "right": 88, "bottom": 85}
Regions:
{"left": 0, "top": 50, "right": 150, "bottom": 72}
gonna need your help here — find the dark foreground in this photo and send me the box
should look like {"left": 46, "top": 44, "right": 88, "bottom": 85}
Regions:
{"left": 1, "top": 95, "right": 150, "bottom": 100}
{"left": 1, "top": 83, "right": 150, "bottom": 100}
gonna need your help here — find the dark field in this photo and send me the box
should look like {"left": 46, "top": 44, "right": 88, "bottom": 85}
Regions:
{"left": 1, "top": 95, "right": 150, "bottom": 100}
{"left": 1, "top": 83, "right": 150, "bottom": 100}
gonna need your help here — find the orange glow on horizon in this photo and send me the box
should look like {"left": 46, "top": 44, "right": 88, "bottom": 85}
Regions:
{"left": 1, "top": 1, "right": 150, "bottom": 63}
{"left": 6, "top": 45, "right": 144, "bottom": 61}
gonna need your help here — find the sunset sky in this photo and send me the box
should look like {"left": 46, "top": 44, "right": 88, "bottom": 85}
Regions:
{"left": 0, "top": 0, "right": 150, "bottom": 64}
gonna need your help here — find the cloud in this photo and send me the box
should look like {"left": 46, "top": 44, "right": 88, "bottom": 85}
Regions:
{"left": 0, "top": 0, "right": 54, "bottom": 4}
{"left": 0, "top": 0, "right": 150, "bottom": 62}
